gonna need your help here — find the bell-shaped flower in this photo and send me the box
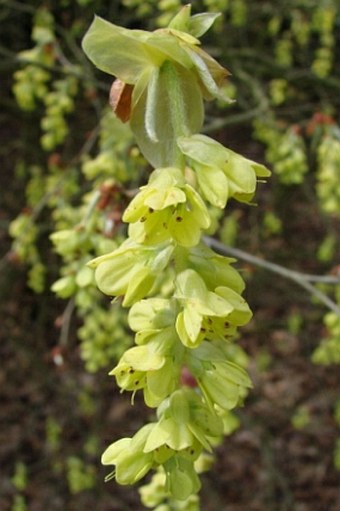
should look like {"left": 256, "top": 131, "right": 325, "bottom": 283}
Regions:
{"left": 178, "top": 134, "right": 271, "bottom": 207}
{"left": 87, "top": 238, "right": 174, "bottom": 306}
{"left": 82, "top": 6, "right": 230, "bottom": 167}
{"left": 187, "top": 342, "right": 252, "bottom": 411}
{"left": 128, "top": 297, "right": 178, "bottom": 340}
{"left": 110, "top": 327, "right": 184, "bottom": 407}
{"left": 174, "top": 269, "right": 252, "bottom": 347}
{"left": 176, "top": 242, "right": 246, "bottom": 293}
{"left": 123, "top": 168, "right": 210, "bottom": 247}
{"left": 144, "top": 388, "right": 223, "bottom": 455}
{"left": 102, "top": 388, "right": 223, "bottom": 496}
{"left": 102, "top": 423, "right": 154, "bottom": 485}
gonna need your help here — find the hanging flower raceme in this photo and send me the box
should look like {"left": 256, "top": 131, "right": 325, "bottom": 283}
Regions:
{"left": 123, "top": 167, "right": 210, "bottom": 247}
{"left": 178, "top": 134, "right": 271, "bottom": 208}
{"left": 82, "top": 5, "right": 230, "bottom": 167}
{"left": 82, "top": 3, "right": 271, "bottom": 506}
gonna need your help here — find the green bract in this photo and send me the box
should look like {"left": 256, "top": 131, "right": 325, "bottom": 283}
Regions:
{"left": 82, "top": 7, "right": 229, "bottom": 167}
{"left": 178, "top": 134, "right": 271, "bottom": 207}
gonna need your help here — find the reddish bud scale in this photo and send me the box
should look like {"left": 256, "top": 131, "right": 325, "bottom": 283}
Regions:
{"left": 109, "top": 79, "right": 134, "bottom": 123}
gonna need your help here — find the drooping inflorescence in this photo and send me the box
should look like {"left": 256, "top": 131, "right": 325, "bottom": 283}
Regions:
{"left": 82, "top": 4, "right": 269, "bottom": 506}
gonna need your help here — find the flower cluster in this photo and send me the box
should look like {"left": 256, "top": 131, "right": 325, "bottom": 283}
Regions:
{"left": 102, "top": 388, "right": 222, "bottom": 500}
{"left": 123, "top": 167, "right": 210, "bottom": 246}
{"left": 82, "top": 3, "right": 269, "bottom": 506}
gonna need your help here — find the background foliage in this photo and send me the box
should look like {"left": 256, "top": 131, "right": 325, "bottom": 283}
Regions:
{"left": 1, "top": 1, "right": 340, "bottom": 510}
